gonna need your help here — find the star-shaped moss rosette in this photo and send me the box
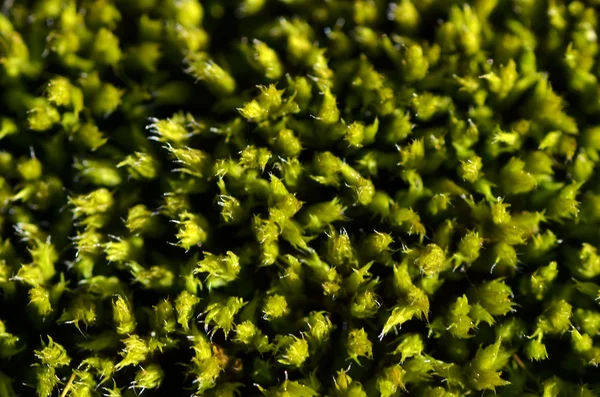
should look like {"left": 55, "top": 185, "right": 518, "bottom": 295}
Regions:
{"left": 2, "top": 0, "right": 600, "bottom": 396}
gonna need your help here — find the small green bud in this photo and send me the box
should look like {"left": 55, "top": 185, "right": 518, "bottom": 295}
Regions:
{"left": 105, "top": 237, "right": 143, "bottom": 263}
{"left": 189, "top": 335, "right": 222, "bottom": 393}
{"left": 45, "top": 76, "right": 73, "bottom": 107}
{"left": 0, "top": 319, "right": 21, "bottom": 359}
{"left": 353, "top": 26, "right": 380, "bottom": 55}
{"left": 153, "top": 299, "right": 176, "bottom": 334}
{"left": 29, "top": 285, "right": 53, "bottom": 317}
{"left": 391, "top": 333, "right": 424, "bottom": 362}
{"left": 35, "top": 366, "right": 58, "bottom": 397}
{"left": 257, "top": 380, "right": 318, "bottom": 397}
{"left": 59, "top": 294, "right": 97, "bottom": 330}
{"left": 273, "top": 128, "right": 302, "bottom": 158}
{"left": 342, "top": 121, "right": 364, "bottom": 148}
{"left": 380, "top": 109, "right": 412, "bottom": 145}
{"left": 132, "top": 363, "right": 163, "bottom": 391}
{"left": 175, "top": 291, "right": 200, "bottom": 331}
{"left": 389, "top": 0, "right": 420, "bottom": 35}
{"left": 547, "top": 182, "right": 582, "bottom": 221}
{"left": 365, "top": 190, "right": 394, "bottom": 219}
{"left": 376, "top": 365, "right": 406, "bottom": 397}
{"left": 454, "top": 230, "right": 484, "bottom": 267}
{"left": 195, "top": 251, "right": 241, "bottom": 289}
{"left": 299, "top": 198, "right": 346, "bottom": 233}
{"left": 70, "top": 188, "right": 113, "bottom": 217}
{"left": 34, "top": 337, "right": 70, "bottom": 368}
{"left": 171, "top": 24, "right": 209, "bottom": 54}
{"left": 346, "top": 328, "right": 373, "bottom": 364}
{"left": 305, "top": 311, "right": 334, "bottom": 346}
{"left": 0, "top": 118, "right": 17, "bottom": 141}
{"left": 470, "top": 279, "right": 514, "bottom": 316}
{"left": 73, "top": 123, "right": 108, "bottom": 151}
{"left": 316, "top": 85, "right": 340, "bottom": 125}
{"left": 186, "top": 55, "right": 236, "bottom": 97}
{"left": 525, "top": 338, "right": 548, "bottom": 361}
{"left": 495, "top": 317, "right": 527, "bottom": 345}
{"left": 466, "top": 339, "right": 510, "bottom": 391}
{"left": 125, "top": 42, "right": 162, "bottom": 73}
{"left": 175, "top": 211, "right": 210, "bottom": 250}
{"left": 170, "top": 145, "right": 212, "bottom": 177}
{"left": 239, "top": 145, "right": 272, "bottom": 172}
{"left": 459, "top": 156, "right": 483, "bottom": 183}
{"left": 217, "top": 193, "right": 245, "bottom": 224}
{"left": 234, "top": 320, "right": 258, "bottom": 345}
{"left": 234, "top": 320, "right": 270, "bottom": 353}
{"left": 492, "top": 241, "right": 518, "bottom": 269}
{"left": 390, "top": 205, "right": 426, "bottom": 240}
{"left": 79, "top": 356, "right": 115, "bottom": 386}
{"left": 381, "top": 305, "right": 417, "bottom": 339}
{"left": 125, "top": 204, "right": 157, "bottom": 234}
{"left": 74, "top": 159, "right": 122, "bottom": 186}
{"left": 416, "top": 244, "right": 446, "bottom": 276}
{"left": 331, "top": 370, "right": 367, "bottom": 397}
{"left": 326, "top": 29, "right": 354, "bottom": 59}
{"left": 204, "top": 296, "right": 246, "bottom": 338}
{"left": 491, "top": 200, "right": 511, "bottom": 225}
{"left": 28, "top": 101, "right": 60, "bottom": 132}
{"left": 68, "top": 371, "right": 100, "bottom": 396}
{"left": 85, "top": 0, "right": 120, "bottom": 29}
{"left": 427, "top": 194, "right": 452, "bottom": 217}
{"left": 570, "top": 243, "right": 600, "bottom": 279}
{"left": 239, "top": 85, "right": 298, "bottom": 123}
{"left": 470, "top": 304, "right": 495, "bottom": 327}
{"left": 359, "top": 231, "right": 393, "bottom": 261}
{"left": 350, "top": 289, "right": 380, "bottom": 319}
{"left": 446, "top": 295, "right": 474, "bottom": 339}
{"left": 262, "top": 294, "right": 289, "bottom": 320}
{"left": 72, "top": 230, "right": 102, "bottom": 258}
{"left": 401, "top": 45, "right": 429, "bottom": 82}
{"left": 174, "top": 0, "right": 203, "bottom": 26}
{"left": 148, "top": 114, "right": 192, "bottom": 144}
{"left": 399, "top": 139, "right": 425, "bottom": 169}
{"left": 92, "top": 28, "right": 122, "bottom": 65}
{"left": 542, "top": 299, "right": 573, "bottom": 334}
{"left": 138, "top": 14, "right": 162, "bottom": 41}
{"left": 500, "top": 157, "right": 536, "bottom": 195}
{"left": 571, "top": 329, "right": 593, "bottom": 354}
{"left": 526, "top": 261, "right": 558, "bottom": 300}
{"left": 275, "top": 335, "right": 309, "bottom": 368}
{"left": 17, "top": 157, "right": 42, "bottom": 181}
{"left": 129, "top": 263, "right": 175, "bottom": 290}
{"left": 238, "top": 0, "right": 266, "bottom": 17}
{"left": 242, "top": 39, "right": 283, "bottom": 81}
{"left": 410, "top": 93, "right": 452, "bottom": 122}
{"left": 344, "top": 262, "right": 374, "bottom": 296}
{"left": 575, "top": 308, "right": 600, "bottom": 335}
{"left": 312, "top": 151, "right": 342, "bottom": 186}
{"left": 91, "top": 83, "right": 123, "bottom": 117}
{"left": 112, "top": 296, "right": 136, "bottom": 335}
{"left": 353, "top": 0, "right": 378, "bottom": 25}
{"left": 116, "top": 335, "right": 150, "bottom": 369}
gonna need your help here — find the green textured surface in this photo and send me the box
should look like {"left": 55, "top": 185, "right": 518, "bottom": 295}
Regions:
{"left": 2, "top": 0, "right": 600, "bottom": 396}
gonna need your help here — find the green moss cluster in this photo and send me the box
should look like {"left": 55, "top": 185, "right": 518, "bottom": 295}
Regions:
{"left": 2, "top": 0, "right": 600, "bottom": 396}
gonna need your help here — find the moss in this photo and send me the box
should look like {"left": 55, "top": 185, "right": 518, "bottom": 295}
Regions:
{"left": 3, "top": 0, "right": 600, "bottom": 396}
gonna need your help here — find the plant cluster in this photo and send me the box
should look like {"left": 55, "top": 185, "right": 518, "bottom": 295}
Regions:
{"left": 2, "top": 0, "right": 600, "bottom": 396}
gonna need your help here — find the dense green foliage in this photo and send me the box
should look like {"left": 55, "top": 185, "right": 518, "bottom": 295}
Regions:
{"left": 3, "top": 0, "right": 600, "bottom": 396}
